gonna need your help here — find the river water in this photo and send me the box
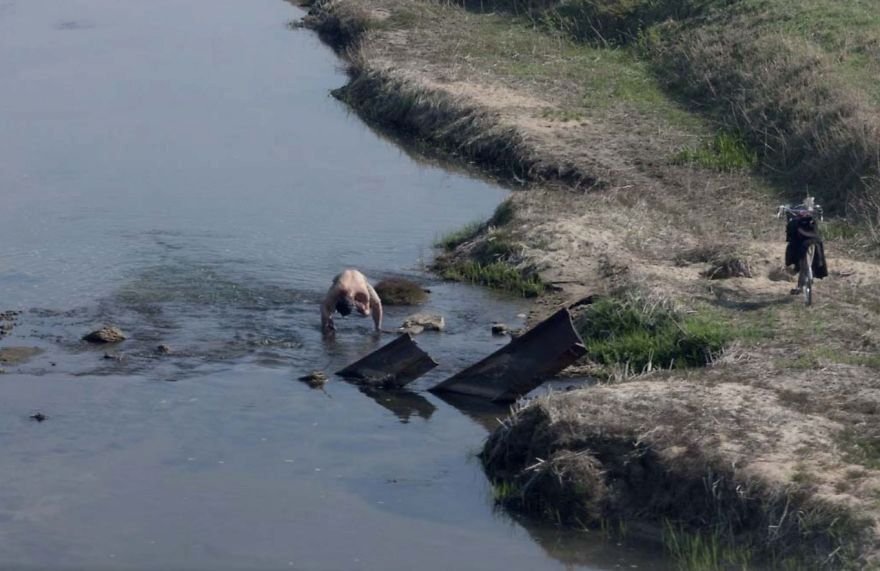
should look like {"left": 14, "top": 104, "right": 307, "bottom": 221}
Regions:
{"left": 0, "top": 0, "right": 669, "bottom": 569}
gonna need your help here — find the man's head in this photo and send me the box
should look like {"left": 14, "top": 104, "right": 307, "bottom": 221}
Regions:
{"left": 335, "top": 296, "right": 354, "bottom": 316}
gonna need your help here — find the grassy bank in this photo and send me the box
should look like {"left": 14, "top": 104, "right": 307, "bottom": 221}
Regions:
{"left": 481, "top": 389, "right": 870, "bottom": 569}
{"left": 298, "top": 0, "right": 880, "bottom": 566}
{"left": 475, "top": 0, "right": 880, "bottom": 221}
{"left": 432, "top": 200, "right": 545, "bottom": 296}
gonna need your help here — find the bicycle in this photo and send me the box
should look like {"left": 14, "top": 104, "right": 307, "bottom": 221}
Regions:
{"left": 776, "top": 198, "right": 824, "bottom": 306}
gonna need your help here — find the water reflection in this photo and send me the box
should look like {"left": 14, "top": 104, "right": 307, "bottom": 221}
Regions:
{"left": 358, "top": 386, "right": 437, "bottom": 423}
{"left": 433, "top": 391, "right": 510, "bottom": 433}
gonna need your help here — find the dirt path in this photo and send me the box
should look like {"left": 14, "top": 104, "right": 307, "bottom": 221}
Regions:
{"left": 298, "top": 0, "right": 880, "bottom": 565}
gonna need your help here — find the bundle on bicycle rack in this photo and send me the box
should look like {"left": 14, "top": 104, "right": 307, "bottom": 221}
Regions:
{"left": 782, "top": 206, "right": 828, "bottom": 280}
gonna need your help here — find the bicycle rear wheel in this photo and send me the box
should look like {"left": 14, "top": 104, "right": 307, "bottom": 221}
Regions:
{"left": 801, "top": 244, "right": 815, "bottom": 306}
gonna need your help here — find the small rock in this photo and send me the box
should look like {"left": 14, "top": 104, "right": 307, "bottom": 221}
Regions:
{"left": 102, "top": 352, "right": 123, "bottom": 361}
{"left": 768, "top": 266, "right": 795, "bottom": 282}
{"left": 156, "top": 344, "right": 172, "bottom": 355}
{"left": 83, "top": 326, "right": 126, "bottom": 344}
{"left": 509, "top": 328, "right": 525, "bottom": 339}
{"left": 491, "top": 323, "right": 508, "bottom": 336}
{"left": 29, "top": 412, "right": 47, "bottom": 422}
{"left": 0, "top": 368, "right": 6, "bottom": 374}
{"left": 299, "top": 370, "right": 328, "bottom": 388}
{"left": 0, "top": 311, "right": 18, "bottom": 339}
{"left": 400, "top": 313, "right": 445, "bottom": 335}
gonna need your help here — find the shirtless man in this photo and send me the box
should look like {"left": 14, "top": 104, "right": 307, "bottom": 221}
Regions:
{"left": 321, "top": 268, "right": 383, "bottom": 335}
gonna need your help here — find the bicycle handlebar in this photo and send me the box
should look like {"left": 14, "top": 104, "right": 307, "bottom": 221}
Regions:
{"left": 776, "top": 203, "right": 824, "bottom": 221}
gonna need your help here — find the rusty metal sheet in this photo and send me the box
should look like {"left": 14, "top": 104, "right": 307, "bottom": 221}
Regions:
{"left": 336, "top": 333, "right": 438, "bottom": 388}
{"left": 428, "top": 308, "right": 586, "bottom": 402}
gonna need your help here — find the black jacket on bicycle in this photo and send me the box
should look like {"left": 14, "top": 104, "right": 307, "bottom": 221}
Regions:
{"left": 785, "top": 216, "right": 828, "bottom": 279}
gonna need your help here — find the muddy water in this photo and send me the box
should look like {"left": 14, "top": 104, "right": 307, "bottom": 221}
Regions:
{"left": 0, "top": 0, "right": 670, "bottom": 569}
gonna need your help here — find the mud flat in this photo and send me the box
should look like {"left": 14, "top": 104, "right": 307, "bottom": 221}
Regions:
{"left": 298, "top": 0, "right": 880, "bottom": 566}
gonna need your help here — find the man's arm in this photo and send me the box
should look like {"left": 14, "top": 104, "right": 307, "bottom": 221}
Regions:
{"left": 367, "top": 284, "right": 383, "bottom": 332}
{"left": 320, "top": 289, "right": 337, "bottom": 335}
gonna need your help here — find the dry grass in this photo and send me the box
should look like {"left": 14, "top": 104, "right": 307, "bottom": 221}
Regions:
{"left": 461, "top": 0, "right": 880, "bottom": 220}
{"left": 482, "top": 386, "right": 872, "bottom": 567}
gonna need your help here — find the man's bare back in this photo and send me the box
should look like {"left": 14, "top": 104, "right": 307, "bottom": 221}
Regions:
{"left": 321, "top": 268, "right": 383, "bottom": 335}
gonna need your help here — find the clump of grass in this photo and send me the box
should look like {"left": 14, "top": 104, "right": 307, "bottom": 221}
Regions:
{"left": 489, "top": 199, "right": 516, "bottom": 227}
{"left": 663, "top": 522, "right": 753, "bottom": 571}
{"left": 442, "top": 260, "right": 544, "bottom": 297}
{"left": 672, "top": 132, "right": 758, "bottom": 172}
{"left": 703, "top": 256, "right": 753, "bottom": 280}
{"left": 676, "top": 244, "right": 754, "bottom": 279}
{"left": 473, "top": 230, "right": 521, "bottom": 262}
{"left": 490, "top": 479, "right": 521, "bottom": 502}
{"left": 576, "top": 293, "right": 733, "bottom": 371}
{"left": 436, "top": 220, "right": 483, "bottom": 251}
{"left": 840, "top": 430, "right": 880, "bottom": 470}
{"left": 821, "top": 219, "right": 860, "bottom": 242}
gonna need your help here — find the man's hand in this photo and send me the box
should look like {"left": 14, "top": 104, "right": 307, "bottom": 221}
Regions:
{"left": 321, "top": 308, "right": 336, "bottom": 336}
{"left": 367, "top": 284, "right": 383, "bottom": 332}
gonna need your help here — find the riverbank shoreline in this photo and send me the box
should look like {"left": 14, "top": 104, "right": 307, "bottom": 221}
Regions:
{"left": 295, "top": 0, "right": 880, "bottom": 566}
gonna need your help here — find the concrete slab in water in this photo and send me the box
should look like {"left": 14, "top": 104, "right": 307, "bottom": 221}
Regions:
{"left": 429, "top": 308, "right": 586, "bottom": 402}
{"left": 336, "top": 333, "right": 438, "bottom": 388}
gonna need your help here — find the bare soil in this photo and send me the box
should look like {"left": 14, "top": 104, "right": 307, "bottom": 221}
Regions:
{"left": 298, "top": 0, "right": 880, "bottom": 565}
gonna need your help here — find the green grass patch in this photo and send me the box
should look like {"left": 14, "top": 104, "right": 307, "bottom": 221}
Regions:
{"left": 489, "top": 199, "right": 516, "bottom": 226}
{"left": 475, "top": 231, "right": 520, "bottom": 261}
{"left": 820, "top": 217, "right": 880, "bottom": 250}
{"left": 673, "top": 132, "right": 758, "bottom": 172}
{"left": 663, "top": 522, "right": 753, "bottom": 571}
{"left": 441, "top": 260, "right": 544, "bottom": 297}
{"left": 821, "top": 219, "right": 861, "bottom": 242}
{"left": 576, "top": 295, "right": 738, "bottom": 371}
{"left": 840, "top": 429, "right": 880, "bottom": 471}
{"left": 777, "top": 347, "right": 880, "bottom": 371}
{"left": 456, "top": 14, "right": 701, "bottom": 128}
{"left": 436, "top": 201, "right": 516, "bottom": 251}
{"left": 491, "top": 479, "right": 521, "bottom": 502}
{"left": 436, "top": 220, "right": 483, "bottom": 251}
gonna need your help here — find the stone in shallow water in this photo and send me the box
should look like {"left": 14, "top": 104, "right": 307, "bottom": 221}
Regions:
{"left": 399, "top": 313, "right": 445, "bottom": 335}
{"left": 299, "top": 370, "right": 329, "bottom": 388}
{"left": 0, "top": 346, "right": 43, "bottom": 365}
{"left": 491, "top": 323, "right": 508, "bottom": 336}
{"left": 0, "top": 310, "right": 19, "bottom": 339}
{"left": 83, "top": 326, "right": 127, "bottom": 344}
